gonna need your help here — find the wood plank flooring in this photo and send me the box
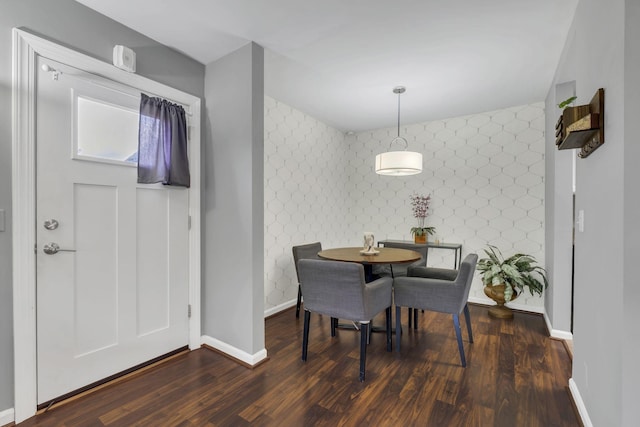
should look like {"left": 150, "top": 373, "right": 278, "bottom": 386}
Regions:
{"left": 13, "top": 304, "right": 580, "bottom": 426}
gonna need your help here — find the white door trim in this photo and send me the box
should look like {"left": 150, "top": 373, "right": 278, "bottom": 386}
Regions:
{"left": 11, "top": 28, "right": 201, "bottom": 424}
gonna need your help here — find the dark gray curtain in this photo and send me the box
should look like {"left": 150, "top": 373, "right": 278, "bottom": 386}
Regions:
{"left": 137, "top": 93, "right": 190, "bottom": 187}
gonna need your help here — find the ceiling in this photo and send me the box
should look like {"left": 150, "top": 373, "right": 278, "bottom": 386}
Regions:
{"left": 75, "top": 0, "right": 578, "bottom": 133}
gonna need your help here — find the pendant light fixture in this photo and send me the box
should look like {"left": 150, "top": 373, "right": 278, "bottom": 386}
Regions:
{"left": 375, "top": 86, "right": 423, "bottom": 176}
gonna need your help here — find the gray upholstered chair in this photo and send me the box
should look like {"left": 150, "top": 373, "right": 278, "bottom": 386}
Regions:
{"left": 373, "top": 241, "right": 428, "bottom": 328}
{"left": 297, "top": 259, "right": 393, "bottom": 381}
{"left": 406, "top": 265, "right": 459, "bottom": 329}
{"left": 372, "top": 240, "right": 428, "bottom": 279}
{"left": 292, "top": 242, "right": 322, "bottom": 318}
{"left": 393, "top": 253, "right": 478, "bottom": 367}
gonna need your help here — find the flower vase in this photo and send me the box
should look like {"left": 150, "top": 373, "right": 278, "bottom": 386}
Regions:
{"left": 414, "top": 234, "right": 426, "bottom": 244}
{"left": 484, "top": 284, "right": 519, "bottom": 319}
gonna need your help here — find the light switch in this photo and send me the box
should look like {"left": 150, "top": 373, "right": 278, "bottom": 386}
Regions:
{"left": 0, "top": 209, "right": 5, "bottom": 232}
{"left": 577, "top": 209, "right": 584, "bottom": 233}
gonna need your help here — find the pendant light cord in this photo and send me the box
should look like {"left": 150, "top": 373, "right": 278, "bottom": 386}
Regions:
{"left": 397, "top": 91, "right": 401, "bottom": 137}
{"left": 389, "top": 86, "right": 408, "bottom": 150}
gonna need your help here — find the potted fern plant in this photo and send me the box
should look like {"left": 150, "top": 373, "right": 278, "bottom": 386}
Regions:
{"left": 476, "top": 245, "right": 548, "bottom": 319}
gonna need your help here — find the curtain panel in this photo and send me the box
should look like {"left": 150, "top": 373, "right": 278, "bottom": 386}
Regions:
{"left": 137, "top": 93, "right": 190, "bottom": 187}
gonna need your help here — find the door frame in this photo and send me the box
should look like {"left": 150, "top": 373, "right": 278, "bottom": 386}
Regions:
{"left": 11, "top": 28, "right": 202, "bottom": 423}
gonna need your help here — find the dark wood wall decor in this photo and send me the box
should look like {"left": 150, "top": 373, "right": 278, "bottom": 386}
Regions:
{"left": 555, "top": 88, "right": 605, "bottom": 158}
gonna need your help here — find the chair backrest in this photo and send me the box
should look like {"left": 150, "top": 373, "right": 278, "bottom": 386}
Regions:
{"left": 456, "top": 253, "right": 479, "bottom": 305}
{"left": 381, "top": 241, "right": 428, "bottom": 266}
{"left": 395, "top": 253, "right": 478, "bottom": 315}
{"left": 374, "top": 241, "right": 427, "bottom": 278}
{"left": 297, "top": 259, "right": 369, "bottom": 321}
{"left": 292, "top": 242, "right": 322, "bottom": 282}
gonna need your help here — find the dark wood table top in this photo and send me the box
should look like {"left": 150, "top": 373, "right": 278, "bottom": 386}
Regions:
{"left": 318, "top": 247, "right": 421, "bottom": 265}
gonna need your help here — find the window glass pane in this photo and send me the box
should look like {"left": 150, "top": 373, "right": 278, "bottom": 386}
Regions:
{"left": 77, "top": 97, "right": 138, "bottom": 163}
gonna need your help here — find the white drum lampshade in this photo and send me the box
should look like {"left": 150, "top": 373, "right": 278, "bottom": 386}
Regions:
{"left": 375, "top": 150, "right": 422, "bottom": 176}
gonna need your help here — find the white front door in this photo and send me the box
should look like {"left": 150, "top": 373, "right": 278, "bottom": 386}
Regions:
{"left": 35, "top": 57, "right": 190, "bottom": 404}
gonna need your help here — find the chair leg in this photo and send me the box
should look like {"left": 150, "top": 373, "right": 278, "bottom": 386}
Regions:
{"left": 395, "top": 306, "right": 402, "bottom": 352}
{"left": 453, "top": 314, "right": 467, "bottom": 367}
{"left": 331, "top": 317, "right": 337, "bottom": 337}
{"left": 414, "top": 308, "right": 418, "bottom": 330}
{"left": 296, "top": 285, "right": 302, "bottom": 318}
{"left": 359, "top": 322, "right": 368, "bottom": 382}
{"left": 302, "top": 310, "right": 311, "bottom": 361}
{"left": 408, "top": 307, "right": 412, "bottom": 329}
{"left": 386, "top": 307, "right": 392, "bottom": 352}
{"left": 463, "top": 304, "right": 473, "bottom": 343}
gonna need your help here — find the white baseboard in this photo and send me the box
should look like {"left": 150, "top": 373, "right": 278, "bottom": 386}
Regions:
{"left": 0, "top": 408, "right": 14, "bottom": 426}
{"left": 569, "top": 378, "right": 593, "bottom": 427}
{"left": 200, "top": 335, "right": 268, "bottom": 366}
{"left": 264, "top": 299, "right": 297, "bottom": 318}
{"left": 469, "top": 297, "right": 574, "bottom": 340}
{"left": 544, "top": 311, "right": 573, "bottom": 340}
{"left": 270, "top": 297, "right": 548, "bottom": 319}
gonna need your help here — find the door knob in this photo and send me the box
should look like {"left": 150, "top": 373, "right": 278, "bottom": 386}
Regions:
{"left": 43, "top": 243, "right": 76, "bottom": 255}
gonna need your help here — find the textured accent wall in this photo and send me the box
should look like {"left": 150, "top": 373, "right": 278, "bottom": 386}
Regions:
{"left": 347, "top": 103, "right": 545, "bottom": 309}
{"left": 265, "top": 97, "right": 546, "bottom": 314}
{"left": 264, "top": 96, "right": 352, "bottom": 312}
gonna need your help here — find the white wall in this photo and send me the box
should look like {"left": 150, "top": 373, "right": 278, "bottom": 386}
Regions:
{"left": 203, "top": 43, "right": 265, "bottom": 360}
{"left": 546, "top": 0, "right": 638, "bottom": 424}
{"left": 264, "top": 102, "right": 547, "bottom": 314}
{"left": 622, "top": 2, "right": 640, "bottom": 425}
{"left": 544, "top": 79, "right": 575, "bottom": 336}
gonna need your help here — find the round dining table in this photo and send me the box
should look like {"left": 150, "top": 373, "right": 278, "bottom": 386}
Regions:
{"left": 318, "top": 246, "right": 421, "bottom": 265}
{"left": 318, "top": 246, "right": 421, "bottom": 282}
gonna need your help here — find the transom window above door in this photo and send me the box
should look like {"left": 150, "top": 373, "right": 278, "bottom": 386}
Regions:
{"left": 73, "top": 82, "right": 140, "bottom": 167}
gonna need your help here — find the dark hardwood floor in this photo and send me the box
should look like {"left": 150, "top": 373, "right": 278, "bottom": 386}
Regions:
{"left": 14, "top": 304, "right": 580, "bottom": 426}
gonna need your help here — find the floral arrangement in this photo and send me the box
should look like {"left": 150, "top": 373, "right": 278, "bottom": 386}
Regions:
{"left": 410, "top": 193, "right": 435, "bottom": 237}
